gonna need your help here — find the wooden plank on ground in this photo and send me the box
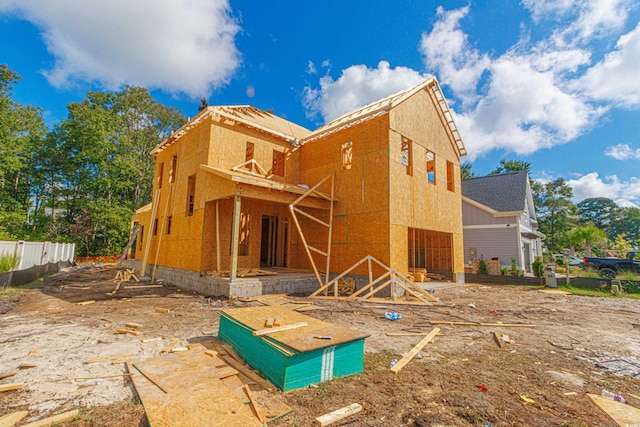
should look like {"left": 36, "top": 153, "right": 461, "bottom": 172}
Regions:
{"left": 0, "top": 372, "right": 16, "bottom": 380}
{"left": 19, "top": 409, "right": 79, "bottom": 427}
{"left": 0, "top": 383, "right": 23, "bottom": 393}
{"left": 220, "top": 355, "right": 277, "bottom": 393}
{"left": 76, "top": 300, "right": 95, "bottom": 306}
{"left": 315, "top": 403, "right": 363, "bottom": 426}
{"left": 389, "top": 328, "right": 440, "bottom": 374}
{"left": 588, "top": 393, "right": 640, "bottom": 426}
{"left": 0, "top": 410, "right": 29, "bottom": 427}
{"left": 430, "top": 321, "right": 536, "bottom": 328}
{"left": 244, "top": 384, "right": 266, "bottom": 425}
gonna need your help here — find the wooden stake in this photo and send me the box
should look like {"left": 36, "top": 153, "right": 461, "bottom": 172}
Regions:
{"left": 315, "top": 403, "right": 363, "bottom": 426}
{"left": 389, "top": 328, "right": 440, "bottom": 374}
{"left": 230, "top": 195, "right": 241, "bottom": 281}
{"left": 0, "top": 410, "right": 29, "bottom": 426}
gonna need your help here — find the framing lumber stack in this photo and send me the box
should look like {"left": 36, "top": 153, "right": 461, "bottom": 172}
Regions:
{"left": 219, "top": 305, "right": 369, "bottom": 391}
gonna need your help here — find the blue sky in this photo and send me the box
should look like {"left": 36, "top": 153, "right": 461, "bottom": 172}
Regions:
{"left": 1, "top": 0, "right": 639, "bottom": 206}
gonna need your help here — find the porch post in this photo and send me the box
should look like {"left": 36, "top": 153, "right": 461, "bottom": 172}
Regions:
{"left": 230, "top": 195, "right": 241, "bottom": 281}
{"left": 215, "top": 200, "right": 221, "bottom": 272}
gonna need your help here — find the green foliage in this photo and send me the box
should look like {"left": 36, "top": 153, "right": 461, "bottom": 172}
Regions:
{"left": 460, "top": 162, "right": 475, "bottom": 179}
{"left": 490, "top": 159, "right": 531, "bottom": 175}
{"left": 478, "top": 258, "right": 488, "bottom": 274}
{"left": 510, "top": 256, "right": 522, "bottom": 276}
{"left": 568, "top": 225, "right": 608, "bottom": 257}
{"left": 613, "top": 233, "right": 633, "bottom": 255}
{"left": 0, "top": 252, "right": 20, "bottom": 274}
{"left": 577, "top": 197, "right": 619, "bottom": 238}
{"left": 532, "top": 178, "right": 578, "bottom": 253}
{"left": 532, "top": 256, "right": 544, "bottom": 277}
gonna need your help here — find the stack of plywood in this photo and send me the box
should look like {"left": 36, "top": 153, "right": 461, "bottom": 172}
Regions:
{"left": 219, "top": 305, "right": 369, "bottom": 391}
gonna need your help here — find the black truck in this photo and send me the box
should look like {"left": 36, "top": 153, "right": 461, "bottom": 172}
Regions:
{"left": 583, "top": 250, "right": 640, "bottom": 278}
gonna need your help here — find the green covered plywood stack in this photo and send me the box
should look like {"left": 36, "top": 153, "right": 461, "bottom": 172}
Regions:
{"left": 219, "top": 305, "right": 369, "bottom": 391}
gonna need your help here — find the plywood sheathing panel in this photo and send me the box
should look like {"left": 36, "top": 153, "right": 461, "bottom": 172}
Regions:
{"left": 221, "top": 305, "right": 369, "bottom": 353}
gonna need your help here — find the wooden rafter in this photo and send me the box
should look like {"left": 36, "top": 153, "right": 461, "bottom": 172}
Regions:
{"left": 427, "top": 79, "right": 467, "bottom": 157}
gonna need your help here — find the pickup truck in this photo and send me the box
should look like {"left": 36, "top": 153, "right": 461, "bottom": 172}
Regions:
{"left": 583, "top": 250, "right": 640, "bottom": 278}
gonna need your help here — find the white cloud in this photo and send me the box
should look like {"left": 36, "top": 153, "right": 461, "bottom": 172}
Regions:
{"left": 0, "top": 0, "right": 241, "bottom": 97}
{"left": 302, "top": 61, "right": 430, "bottom": 122}
{"left": 605, "top": 143, "right": 640, "bottom": 160}
{"left": 419, "top": 6, "right": 490, "bottom": 104}
{"left": 418, "top": 6, "right": 602, "bottom": 159}
{"left": 306, "top": 60, "right": 317, "bottom": 75}
{"left": 567, "top": 172, "right": 640, "bottom": 207}
{"left": 576, "top": 22, "right": 640, "bottom": 108}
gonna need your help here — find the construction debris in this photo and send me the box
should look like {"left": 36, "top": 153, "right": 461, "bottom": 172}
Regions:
{"left": 315, "top": 403, "right": 363, "bottom": 426}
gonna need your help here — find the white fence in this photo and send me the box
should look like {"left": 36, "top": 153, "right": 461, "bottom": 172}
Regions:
{"left": 0, "top": 240, "right": 75, "bottom": 271}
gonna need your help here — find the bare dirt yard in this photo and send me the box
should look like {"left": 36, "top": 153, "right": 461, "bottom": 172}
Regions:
{"left": 1, "top": 265, "right": 640, "bottom": 426}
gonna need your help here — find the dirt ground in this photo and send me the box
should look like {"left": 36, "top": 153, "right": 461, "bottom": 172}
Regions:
{"left": 1, "top": 265, "right": 640, "bottom": 426}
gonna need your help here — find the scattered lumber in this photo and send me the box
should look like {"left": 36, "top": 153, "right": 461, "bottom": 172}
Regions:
{"left": 155, "top": 307, "right": 171, "bottom": 314}
{"left": 389, "top": 328, "right": 440, "bottom": 374}
{"left": 76, "top": 300, "right": 95, "bottom": 306}
{"left": 252, "top": 322, "right": 308, "bottom": 336}
{"left": 430, "top": 321, "right": 536, "bottom": 328}
{"left": 315, "top": 403, "right": 363, "bottom": 426}
{"left": 493, "top": 332, "right": 504, "bottom": 348}
{"left": 17, "top": 363, "right": 37, "bottom": 370}
{"left": 19, "top": 409, "right": 79, "bottom": 427}
{"left": 141, "top": 337, "right": 162, "bottom": 343}
{"left": 244, "top": 384, "right": 266, "bottom": 425}
{"left": 217, "top": 353, "right": 276, "bottom": 393}
{"left": 0, "top": 371, "right": 16, "bottom": 380}
{"left": 125, "top": 284, "right": 163, "bottom": 289}
{"left": 87, "top": 353, "right": 133, "bottom": 364}
{"left": 204, "top": 350, "right": 219, "bottom": 358}
{"left": 113, "top": 268, "right": 140, "bottom": 282}
{"left": 0, "top": 383, "right": 24, "bottom": 393}
{"left": 0, "top": 410, "right": 29, "bottom": 426}
{"left": 161, "top": 340, "right": 180, "bottom": 353}
{"left": 125, "top": 322, "right": 142, "bottom": 329}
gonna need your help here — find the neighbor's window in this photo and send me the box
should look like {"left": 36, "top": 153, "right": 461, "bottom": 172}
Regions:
{"left": 186, "top": 175, "right": 196, "bottom": 216}
{"left": 401, "top": 137, "right": 412, "bottom": 176}
{"left": 446, "top": 160, "right": 454, "bottom": 192}
{"left": 426, "top": 150, "right": 436, "bottom": 184}
{"left": 158, "top": 162, "right": 164, "bottom": 189}
{"left": 341, "top": 141, "right": 353, "bottom": 170}
{"left": 272, "top": 150, "right": 285, "bottom": 177}
{"left": 169, "top": 155, "right": 177, "bottom": 183}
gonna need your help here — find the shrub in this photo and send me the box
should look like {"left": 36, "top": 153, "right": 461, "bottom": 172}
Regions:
{"left": 0, "top": 253, "right": 20, "bottom": 274}
{"left": 478, "top": 258, "right": 488, "bottom": 275}
{"left": 532, "top": 256, "right": 544, "bottom": 277}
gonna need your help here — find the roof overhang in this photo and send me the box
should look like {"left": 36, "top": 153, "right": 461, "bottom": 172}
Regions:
{"left": 462, "top": 196, "right": 523, "bottom": 218}
{"left": 200, "top": 165, "right": 335, "bottom": 210}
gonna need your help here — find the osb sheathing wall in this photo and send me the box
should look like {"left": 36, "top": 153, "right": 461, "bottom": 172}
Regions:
{"left": 388, "top": 88, "right": 464, "bottom": 277}
{"left": 134, "top": 117, "right": 212, "bottom": 272}
{"left": 299, "top": 116, "right": 391, "bottom": 275}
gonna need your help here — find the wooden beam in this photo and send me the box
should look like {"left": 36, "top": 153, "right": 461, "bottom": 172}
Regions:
{"left": 0, "top": 383, "right": 24, "bottom": 393}
{"left": 230, "top": 195, "right": 242, "bottom": 282}
{"left": 389, "top": 327, "right": 440, "bottom": 374}
{"left": 140, "top": 188, "right": 161, "bottom": 277}
{"left": 243, "top": 384, "right": 266, "bottom": 425}
{"left": 252, "top": 322, "right": 308, "bottom": 336}
{"left": 315, "top": 403, "right": 363, "bottom": 426}
{"left": 152, "top": 181, "right": 174, "bottom": 283}
{"left": 215, "top": 200, "right": 221, "bottom": 272}
{"left": 0, "top": 410, "right": 29, "bottom": 427}
{"left": 430, "top": 321, "right": 536, "bottom": 328}
{"left": 18, "top": 410, "right": 79, "bottom": 427}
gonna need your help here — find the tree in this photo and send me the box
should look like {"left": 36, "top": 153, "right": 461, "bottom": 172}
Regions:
{"left": 490, "top": 159, "right": 531, "bottom": 175}
{"left": 610, "top": 207, "right": 640, "bottom": 248}
{"left": 0, "top": 65, "right": 47, "bottom": 238}
{"left": 613, "top": 233, "right": 633, "bottom": 255}
{"left": 532, "top": 178, "right": 578, "bottom": 252}
{"left": 577, "top": 197, "right": 619, "bottom": 238}
{"left": 460, "top": 162, "right": 475, "bottom": 179}
{"left": 568, "top": 225, "right": 608, "bottom": 256}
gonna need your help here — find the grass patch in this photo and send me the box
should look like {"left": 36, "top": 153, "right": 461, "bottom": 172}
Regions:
{"left": 558, "top": 284, "right": 640, "bottom": 300}
{"left": 0, "top": 278, "right": 43, "bottom": 299}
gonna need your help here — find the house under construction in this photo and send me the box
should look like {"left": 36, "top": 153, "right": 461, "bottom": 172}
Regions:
{"left": 129, "top": 78, "right": 467, "bottom": 300}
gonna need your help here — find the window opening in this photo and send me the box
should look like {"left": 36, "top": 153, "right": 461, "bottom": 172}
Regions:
{"left": 186, "top": 175, "right": 196, "bottom": 216}
{"left": 166, "top": 216, "right": 172, "bottom": 234}
{"left": 401, "top": 137, "right": 412, "bottom": 176}
{"left": 169, "top": 155, "right": 177, "bottom": 183}
{"left": 426, "top": 150, "right": 436, "bottom": 184}
{"left": 272, "top": 150, "right": 285, "bottom": 177}
{"left": 446, "top": 160, "right": 454, "bottom": 192}
{"left": 158, "top": 163, "right": 164, "bottom": 189}
{"left": 341, "top": 141, "right": 353, "bottom": 170}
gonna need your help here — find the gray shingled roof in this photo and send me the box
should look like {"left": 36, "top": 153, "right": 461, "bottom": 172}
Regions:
{"left": 462, "top": 171, "right": 528, "bottom": 212}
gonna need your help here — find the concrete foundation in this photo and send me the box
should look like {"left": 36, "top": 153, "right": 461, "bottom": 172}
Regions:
{"left": 125, "top": 259, "right": 319, "bottom": 298}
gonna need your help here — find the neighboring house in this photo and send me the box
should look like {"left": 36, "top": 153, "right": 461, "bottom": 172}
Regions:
{"left": 131, "top": 78, "right": 468, "bottom": 295}
{"left": 461, "top": 171, "right": 545, "bottom": 273}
